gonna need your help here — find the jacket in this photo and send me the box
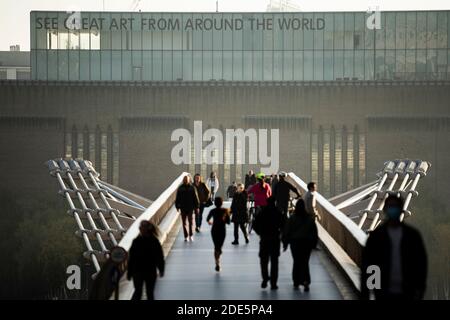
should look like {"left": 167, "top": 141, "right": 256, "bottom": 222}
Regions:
{"left": 245, "top": 174, "right": 257, "bottom": 189}
{"left": 273, "top": 180, "right": 300, "bottom": 208}
{"left": 248, "top": 182, "right": 272, "bottom": 207}
{"left": 175, "top": 183, "right": 200, "bottom": 213}
{"left": 194, "top": 182, "right": 210, "bottom": 204}
{"left": 206, "top": 177, "right": 220, "bottom": 194}
{"left": 127, "top": 235, "right": 165, "bottom": 278}
{"left": 360, "top": 222, "right": 427, "bottom": 300}
{"left": 230, "top": 191, "right": 248, "bottom": 224}
{"left": 226, "top": 184, "right": 238, "bottom": 199}
{"left": 253, "top": 203, "right": 284, "bottom": 240}
{"left": 282, "top": 213, "right": 318, "bottom": 249}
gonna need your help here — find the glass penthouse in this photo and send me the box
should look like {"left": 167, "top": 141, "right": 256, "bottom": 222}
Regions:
{"left": 30, "top": 10, "right": 450, "bottom": 81}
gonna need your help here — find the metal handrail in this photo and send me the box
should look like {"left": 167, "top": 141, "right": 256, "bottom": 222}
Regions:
{"left": 287, "top": 172, "right": 367, "bottom": 267}
{"left": 89, "top": 172, "right": 189, "bottom": 300}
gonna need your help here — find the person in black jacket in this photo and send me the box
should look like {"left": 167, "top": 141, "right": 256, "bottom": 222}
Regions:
{"left": 245, "top": 170, "right": 257, "bottom": 189}
{"left": 360, "top": 194, "right": 427, "bottom": 300}
{"left": 230, "top": 183, "right": 249, "bottom": 245}
{"left": 193, "top": 173, "right": 211, "bottom": 233}
{"left": 282, "top": 199, "right": 318, "bottom": 291}
{"left": 273, "top": 172, "right": 301, "bottom": 219}
{"left": 127, "top": 220, "right": 165, "bottom": 300}
{"left": 252, "top": 196, "right": 285, "bottom": 290}
{"left": 175, "top": 175, "right": 200, "bottom": 242}
{"left": 206, "top": 197, "right": 231, "bottom": 272}
{"left": 226, "top": 181, "right": 238, "bottom": 200}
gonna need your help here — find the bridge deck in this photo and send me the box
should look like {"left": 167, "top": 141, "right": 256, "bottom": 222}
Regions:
{"left": 155, "top": 210, "right": 343, "bottom": 300}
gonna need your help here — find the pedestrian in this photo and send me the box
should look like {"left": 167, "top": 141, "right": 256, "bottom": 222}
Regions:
{"left": 271, "top": 173, "right": 279, "bottom": 192}
{"left": 247, "top": 173, "right": 272, "bottom": 212}
{"left": 360, "top": 194, "right": 427, "bottom": 300}
{"left": 193, "top": 173, "right": 211, "bottom": 233}
{"left": 273, "top": 171, "right": 301, "bottom": 220}
{"left": 206, "top": 171, "right": 220, "bottom": 199}
{"left": 175, "top": 175, "right": 200, "bottom": 242}
{"left": 206, "top": 197, "right": 231, "bottom": 272}
{"left": 282, "top": 199, "right": 318, "bottom": 291}
{"left": 230, "top": 183, "right": 249, "bottom": 245}
{"left": 226, "top": 181, "right": 238, "bottom": 200}
{"left": 303, "top": 182, "right": 321, "bottom": 221}
{"left": 127, "top": 220, "right": 165, "bottom": 300}
{"left": 245, "top": 170, "right": 256, "bottom": 189}
{"left": 252, "top": 196, "right": 284, "bottom": 290}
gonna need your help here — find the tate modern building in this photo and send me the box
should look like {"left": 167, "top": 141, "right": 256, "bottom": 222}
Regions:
{"left": 1, "top": 10, "right": 449, "bottom": 204}
{"left": 30, "top": 11, "right": 450, "bottom": 81}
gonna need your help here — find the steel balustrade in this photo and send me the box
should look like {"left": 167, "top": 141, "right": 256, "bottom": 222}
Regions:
{"left": 47, "top": 158, "right": 430, "bottom": 287}
{"left": 357, "top": 161, "right": 393, "bottom": 228}
{"left": 48, "top": 160, "right": 101, "bottom": 272}
{"left": 46, "top": 158, "right": 147, "bottom": 277}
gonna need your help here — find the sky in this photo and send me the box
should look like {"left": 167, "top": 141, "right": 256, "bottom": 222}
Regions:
{"left": 1, "top": 0, "right": 450, "bottom": 51}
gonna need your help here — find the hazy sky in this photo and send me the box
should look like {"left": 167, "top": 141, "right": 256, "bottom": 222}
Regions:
{"left": 1, "top": 0, "right": 449, "bottom": 50}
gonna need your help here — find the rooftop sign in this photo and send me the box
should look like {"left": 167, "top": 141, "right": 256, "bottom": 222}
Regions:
{"left": 35, "top": 12, "right": 326, "bottom": 31}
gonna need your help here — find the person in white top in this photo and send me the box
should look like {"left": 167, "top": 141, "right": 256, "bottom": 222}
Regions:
{"left": 302, "top": 182, "right": 321, "bottom": 221}
{"left": 206, "top": 171, "right": 220, "bottom": 200}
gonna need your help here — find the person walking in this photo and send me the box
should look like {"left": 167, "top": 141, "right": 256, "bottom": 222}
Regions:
{"left": 193, "top": 173, "right": 211, "bottom": 233}
{"left": 252, "top": 196, "right": 284, "bottom": 290}
{"left": 206, "top": 171, "right": 220, "bottom": 199}
{"left": 230, "top": 183, "right": 249, "bottom": 245}
{"left": 175, "top": 175, "right": 200, "bottom": 242}
{"left": 247, "top": 173, "right": 272, "bottom": 212}
{"left": 206, "top": 197, "right": 231, "bottom": 272}
{"left": 360, "top": 194, "right": 427, "bottom": 300}
{"left": 127, "top": 220, "right": 165, "bottom": 300}
{"left": 245, "top": 170, "right": 257, "bottom": 189}
{"left": 282, "top": 199, "right": 318, "bottom": 291}
{"left": 303, "top": 182, "right": 321, "bottom": 221}
{"left": 226, "top": 181, "right": 238, "bottom": 200}
{"left": 273, "top": 171, "right": 301, "bottom": 220}
{"left": 271, "top": 173, "right": 279, "bottom": 192}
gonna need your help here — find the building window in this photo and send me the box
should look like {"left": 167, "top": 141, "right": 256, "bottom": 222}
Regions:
{"left": 64, "top": 126, "right": 119, "bottom": 184}
{"left": 311, "top": 126, "right": 366, "bottom": 197}
{"left": 69, "top": 31, "right": 80, "bottom": 49}
{"left": 58, "top": 32, "right": 69, "bottom": 49}
{"left": 91, "top": 31, "right": 100, "bottom": 50}
{"left": 47, "top": 30, "right": 58, "bottom": 49}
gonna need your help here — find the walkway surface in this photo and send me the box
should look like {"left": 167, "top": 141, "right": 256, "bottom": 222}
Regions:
{"left": 154, "top": 205, "right": 343, "bottom": 300}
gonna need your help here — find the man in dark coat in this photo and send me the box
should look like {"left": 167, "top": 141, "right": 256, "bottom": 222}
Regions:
{"left": 127, "top": 220, "right": 165, "bottom": 300}
{"left": 226, "top": 181, "right": 238, "bottom": 200}
{"left": 252, "top": 196, "right": 285, "bottom": 290}
{"left": 230, "top": 183, "right": 249, "bottom": 245}
{"left": 360, "top": 195, "right": 427, "bottom": 300}
{"left": 273, "top": 172, "right": 301, "bottom": 219}
{"left": 245, "top": 170, "right": 257, "bottom": 189}
{"left": 193, "top": 173, "right": 211, "bottom": 233}
{"left": 282, "top": 199, "right": 318, "bottom": 291}
{"left": 271, "top": 174, "right": 279, "bottom": 192}
{"left": 175, "top": 175, "right": 200, "bottom": 241}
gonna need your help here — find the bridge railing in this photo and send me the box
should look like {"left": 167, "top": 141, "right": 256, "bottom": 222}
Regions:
{"left": 287, "top": 173, "right": 368, "bottom": 291}
{"left": 89, "top": 172, "right": 188, "bottom": 300}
